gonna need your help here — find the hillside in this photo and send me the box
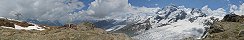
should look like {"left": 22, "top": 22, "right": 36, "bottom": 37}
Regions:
{"left": 0, "top": 17, "right": 131, "bottom": 40}
{"left": 203, "top": 14, "right": 244, "bottom": 40}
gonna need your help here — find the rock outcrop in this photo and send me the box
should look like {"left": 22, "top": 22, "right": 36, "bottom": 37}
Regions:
{"left": 222, "top": 14, "right": 244, "bottom": 22}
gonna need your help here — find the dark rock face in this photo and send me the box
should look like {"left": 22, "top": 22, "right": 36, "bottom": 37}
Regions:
{"left": 222, "top": 14, "right": 244, "bottom": 22}
{"left": 154, "top": 15, "right": 163, "bottom": 23}
{"left": 63, "top": 23, "right": 77, "bottom": 28}
{"left": 239, "top": 30, "right": 244, "bottom": 37}
{"left": 16, "top": 22, "right": 34, "bottom": 27}
{"left": 93, "top": 19, "right": 126, "bottom": 29}
{"left": 175, "top": 11, "right": 187, "bottom": 21}
{"left": 25, "top": 19, "right": 63, "bottom": 26}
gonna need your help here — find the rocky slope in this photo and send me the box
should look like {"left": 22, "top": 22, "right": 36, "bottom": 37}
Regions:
{"left": 0, "top": 18, "right": 132, "bottom": 40}
{"left": 203, "top": 14, "right": 244, "bottom": 40}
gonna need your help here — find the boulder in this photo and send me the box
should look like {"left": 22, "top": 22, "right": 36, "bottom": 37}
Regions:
{"left": 63, "top": 23, "right": 77, "bottom": 28}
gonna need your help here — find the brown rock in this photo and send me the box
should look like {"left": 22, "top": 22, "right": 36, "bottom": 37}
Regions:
{"left": 16, "top": 22, "right": 34, "bottom": 27}
{"left": 63, "top": 23, "right": 77, "bottom": 28}
{"left": 0, "top": 19, "right": 15, "bottom": 28}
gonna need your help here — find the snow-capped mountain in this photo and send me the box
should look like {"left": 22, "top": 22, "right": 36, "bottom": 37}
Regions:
{"left": 103, "top": 5, "right": 225, "bottom": 40}
{"left": 25, "top": 19, "right": 63, "bottom": 26}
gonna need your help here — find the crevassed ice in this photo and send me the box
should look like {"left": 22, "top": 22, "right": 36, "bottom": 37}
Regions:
{"left": 125, "top": 5, "right": 227, "bottom": 40}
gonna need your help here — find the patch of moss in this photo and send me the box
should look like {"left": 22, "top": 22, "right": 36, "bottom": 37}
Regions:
{"left": 237, "top": 25, "right": 244, "bottom": 30}
{"left": 81, "top": 22, "right": 95, "bottom": 27}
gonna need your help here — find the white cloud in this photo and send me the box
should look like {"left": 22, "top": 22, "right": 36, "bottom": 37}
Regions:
{"left": 201, "top": 5, "right": 226, "bottom": 17}
{"left": 201, "top": 5, "right": 212, "bottom": 15}
{"left": 0, "top": 0, "right": 84, "bottom": 21}
{"left": 86, "top": 10, "right": 95, "bottom": 15}
{"left": 230, "top": 5, "right": 238, "bottom": 13}
{"left": 0, "top": 0, "right": 159, "bottom": 21}
{"left": 155, "top": 4, "right": 159, "bottom": 6}
{"left": 0, "top": 0, "right": 159, "bottom": 24}
{"left": 232, "top": 3, "right": 244, "bottom": 15}
{"left": 86, "top": 0, "right": 133, "bottom": 18}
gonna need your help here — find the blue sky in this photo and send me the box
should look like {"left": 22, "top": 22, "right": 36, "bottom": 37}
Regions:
{"left": 80, "top": 0, "right": 244, "bottom": 10}
{"left": 79, "top": 0, "right": 95, "bottom": 10}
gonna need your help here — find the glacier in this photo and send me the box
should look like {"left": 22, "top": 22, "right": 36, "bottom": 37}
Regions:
{"left": 105, "top": 5, "right": 227, "bottom": 40}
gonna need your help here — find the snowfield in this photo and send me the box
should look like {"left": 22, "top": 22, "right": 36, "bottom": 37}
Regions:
{"left": 103, "top": 5, "right": 227, "bottom": 40}
{"left": 1, "top": 24, "right": 45, "bottom": 30}
{"left": 129, "top": 5, "right": 226, "bottom": 40}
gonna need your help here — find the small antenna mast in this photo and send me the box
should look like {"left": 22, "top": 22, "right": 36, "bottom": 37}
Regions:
{"left": 15, "top": 11, "right": 22, "bottom": 20}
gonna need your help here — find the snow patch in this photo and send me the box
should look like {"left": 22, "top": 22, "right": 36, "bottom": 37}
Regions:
{"left": 14, "top": 24, "right": 45, "bottom": 30}
{"left": 106, "top": 25, "right": 126, "bottom": 31}
{"left": 1, "top": 24, "right": 45, "bottom": 31}
{"left": 1, "top": 24, "right": 45, "bottom": 30}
